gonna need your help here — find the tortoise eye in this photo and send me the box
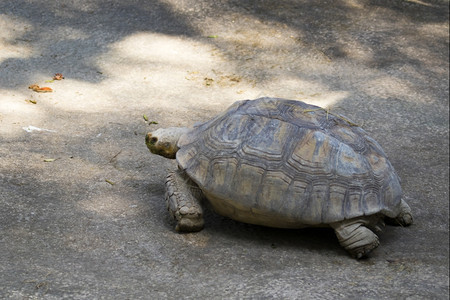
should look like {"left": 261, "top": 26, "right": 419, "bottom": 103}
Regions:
{"left": 150, "top": 137, "right": 158, "bottom": 144}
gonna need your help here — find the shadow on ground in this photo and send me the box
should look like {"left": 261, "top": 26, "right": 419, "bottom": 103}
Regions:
{"left": 1, "top": 0, "right": 448, "bottom": 298}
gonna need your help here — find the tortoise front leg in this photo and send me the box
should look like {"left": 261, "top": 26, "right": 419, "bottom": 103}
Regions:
{"left": 165, "top": 169, "right": 205, "bottom": 232}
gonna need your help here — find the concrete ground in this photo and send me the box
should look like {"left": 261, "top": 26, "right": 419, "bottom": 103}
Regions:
{"left": 1, "top": 0, "right": 448, "bottom": 298}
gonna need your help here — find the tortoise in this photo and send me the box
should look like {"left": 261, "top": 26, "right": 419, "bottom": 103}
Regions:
{"left": 145, "top": 97, "right": 413, "bottom": 258}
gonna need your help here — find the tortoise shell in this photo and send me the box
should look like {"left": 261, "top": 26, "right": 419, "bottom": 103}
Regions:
{"left": 176, "top": 98, "right": 402, "bottom": 228}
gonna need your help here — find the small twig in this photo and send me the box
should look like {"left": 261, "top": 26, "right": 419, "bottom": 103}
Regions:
{"left": 109, "top": 150, "right": 122, "bottom": 163}
{"left": 302, "top": 107, "right": 359, "bottom": 127}
{"left": 301, "top": 108, "right": 322, "bottom": 113}
{"left": 328, "top": 111, "right": 359, "bottom": 126}
{"left": 23, "top": 272, "right": 51, "bottom": 294}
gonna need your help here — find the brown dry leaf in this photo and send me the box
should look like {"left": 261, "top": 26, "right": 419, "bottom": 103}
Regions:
{"left": 35, "top": 87, "right": 53, "bottom": 93}
{"left": 53, "top": 73, "right": 64, "bottom": 80}
{"left": 28, "top": 84, "right": 53, "bottom": 93}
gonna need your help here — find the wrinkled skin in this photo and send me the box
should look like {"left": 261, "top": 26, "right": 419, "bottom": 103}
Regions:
{"left": 145, "top": 127, "right": 189, "bottom": 159}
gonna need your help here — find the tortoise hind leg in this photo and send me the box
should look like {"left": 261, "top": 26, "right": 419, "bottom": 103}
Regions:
{"left": 331, "top": 218, "right": 382, "bottom": 259}
{"left": 386, "top": 199, "right": 413, "bottom": 227}
{"left": 165, "top": 169, "right": 205, "bottom": 232}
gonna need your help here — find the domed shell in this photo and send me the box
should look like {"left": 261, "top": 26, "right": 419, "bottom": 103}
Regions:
{"left": 176, "top": 98, "right": 403, "bottom": 228}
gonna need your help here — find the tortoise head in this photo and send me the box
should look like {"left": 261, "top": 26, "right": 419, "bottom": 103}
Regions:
{"left": 145, "top": 127, "right": 189, "bottom": 159}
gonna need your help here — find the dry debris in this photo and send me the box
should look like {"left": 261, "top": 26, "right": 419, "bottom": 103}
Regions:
{"left": 28, "top": 84, "right": 53, "bottom": 93}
